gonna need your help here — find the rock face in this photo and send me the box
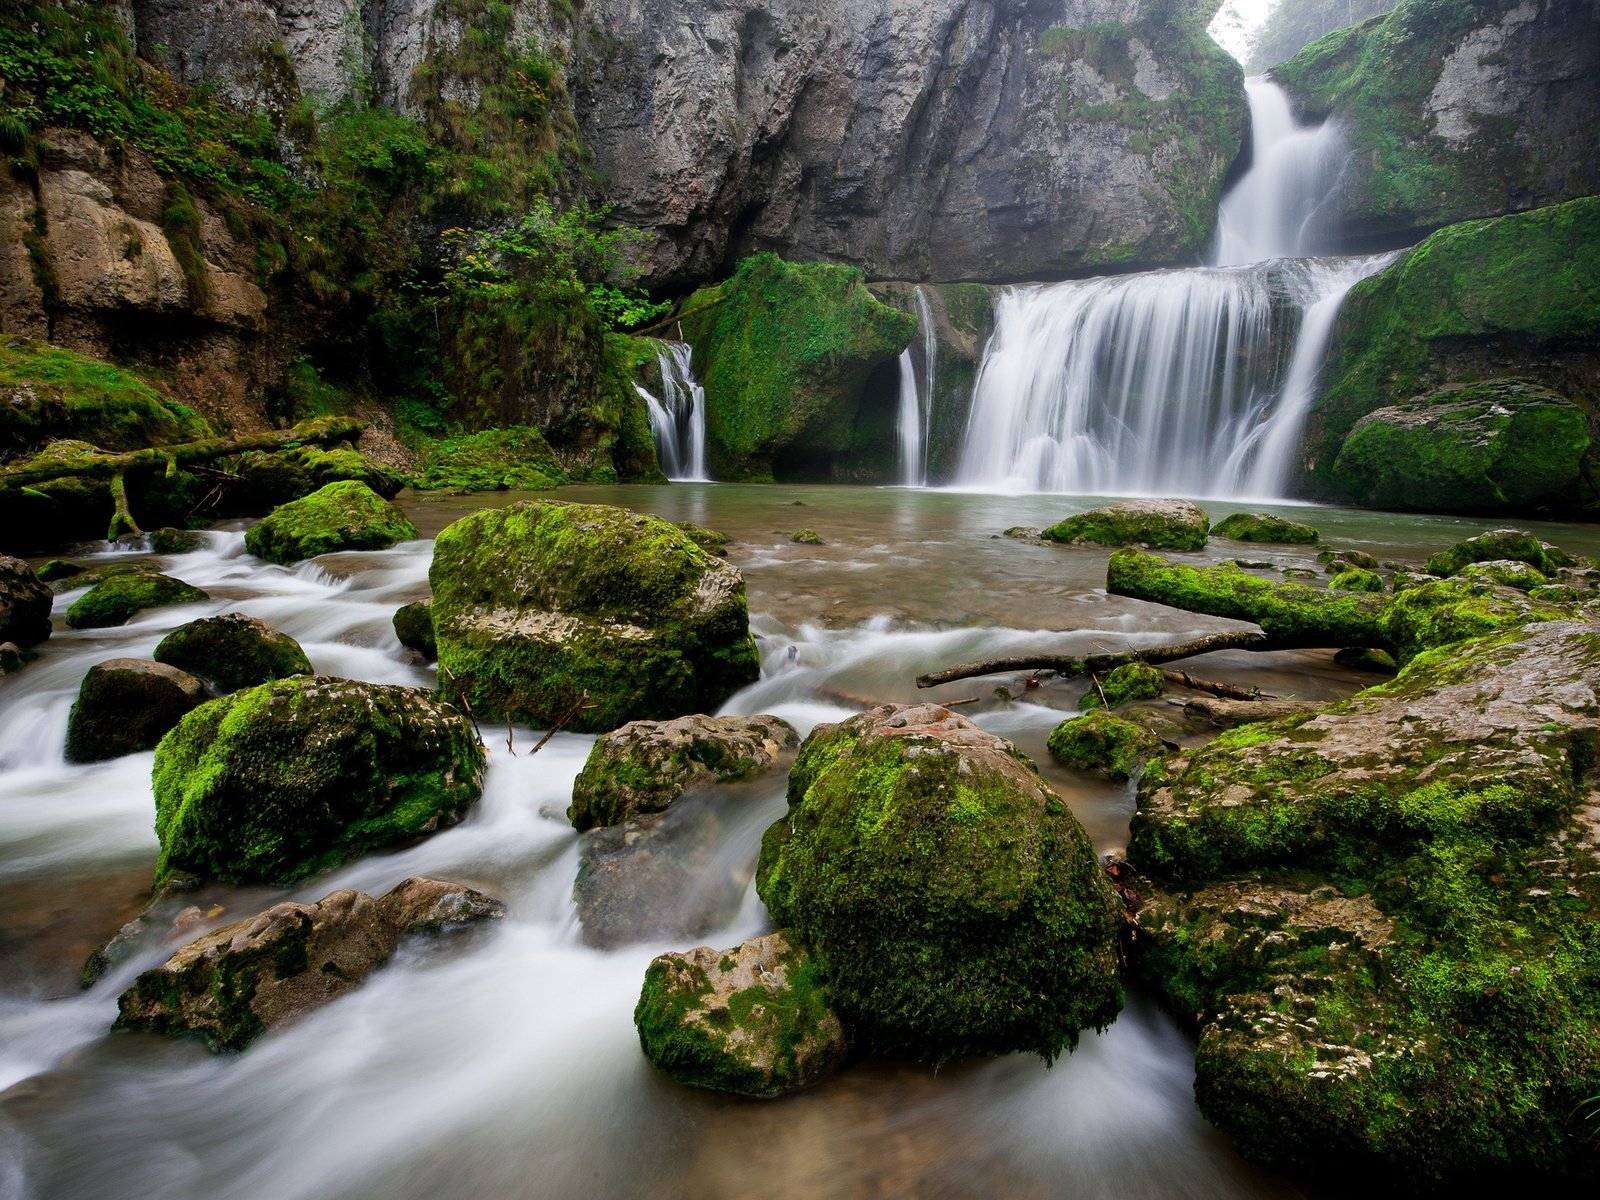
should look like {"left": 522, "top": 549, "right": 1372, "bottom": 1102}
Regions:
{"left": 152, "top": 677, "right": 486, "bottom": 886}
{"left": 569, "top": 713, "right": 798, "bottom": 831}
{"left": 1424, "top": 528, "right": 1573, "bottom": 578}
{"left": 429, "top": 501, "right": 760, "bottom": 734}
{"left": 634, "top": 931, "right": 850, "bottom": 1097}
{"left": 153, "top": 612, "right": 313, "bottom": 693}
{"left": 64, "top": 657, "right": 208, "bottom": 763}
{"left": 64, "top": 571, "right": 208, "bottom": 629}
{"left": 757, "top": 703, "right": 1123, "bottom": 1061}
{"left": 1131, "top": 615, "right": 1600, "bottom": 1177}
{"left": 1043, "top": 499, "right": 1210, "bottom": 550}
{"left": 1274, "top": 0, "right": 1600, "bottom": 243}
{"left": 245, "top": 480, "right": 419, "bottom": 564}
{"left": 0, "top": 555, "right": 52, "bottom": 646}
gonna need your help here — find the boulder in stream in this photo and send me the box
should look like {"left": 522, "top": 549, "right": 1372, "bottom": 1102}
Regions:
{"left": 1423, "top": 527, "right": 1575, "bottom": 578}
{"left": 391, "top": 600, "right": 436, "bottom": 661}
{"left": 64, "top": 658, "right": 208, "bottom": 763}
{"left": 1078, "top": 662, "right": 1164, "bottom": 711}
{"left": 1042, "top": 499, "right": 1209, "bottom": 551}
{"left": 153, "top": 613, "right": 313, "bottom": 693}
{"left": 0, "top": 554, "right": 52, "bottom": 646}
{"left": 1209, "top": 512, "right": 1320, "bottom": 544}
{"left": 152, "top": 677, "right": 485, "bottom": 886}
{"left": 757, "top": 703, "right": 1123, "bottom": 1061}
{"left": 64, "top": 571, "right": 208, "bottom": 629}
{"left": 244, "top": 480, "right": 418, "bottom": 565}
{"left": 1047, "top": 710, "right": 1167, "bottom": 783}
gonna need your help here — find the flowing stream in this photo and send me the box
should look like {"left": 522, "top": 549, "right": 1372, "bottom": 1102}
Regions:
{"left": 5, "top": 485, "right": 1600, "bottom": 1200}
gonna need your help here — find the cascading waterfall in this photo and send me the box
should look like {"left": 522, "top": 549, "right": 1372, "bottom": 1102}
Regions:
{"left": 895, "top": 288, "right": 938, "bottom": 487}
{"left": 637, "top": 341, "right": 709, "bottom": 482}
{"left": 955, "top": 78, "right": 1389, "bottom": 499}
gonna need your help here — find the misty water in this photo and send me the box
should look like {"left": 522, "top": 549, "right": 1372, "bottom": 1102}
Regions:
{"left": 4, "top": 484, "right": 1600, "bottom": 1200}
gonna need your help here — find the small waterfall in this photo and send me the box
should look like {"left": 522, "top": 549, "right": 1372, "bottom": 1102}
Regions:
{"left": 637, "top": 341, "right": 709, "bottom": 482}
{"left": 954, "top": 79, "right": 1381, "bottom": 499}
{"left": 895, "top": 288, "right": 937, "bottom": 487}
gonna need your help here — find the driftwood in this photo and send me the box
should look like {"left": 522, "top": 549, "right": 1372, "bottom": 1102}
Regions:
{"left": 914, "top": 629, "right": 1271, "bottom": 689}
{"left": 1158, "top": 669, "right": 1274, "bottom": 701}
{"left": 1182, "top": 696, "right": 1323, "bottom": 728}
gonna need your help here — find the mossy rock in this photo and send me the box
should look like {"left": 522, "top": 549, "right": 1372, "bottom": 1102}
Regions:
{"left": 1318, "top": 547, "right": 1380, "bottom": 571}
{"left": 429, "top": 500, "right": 760, "bottom": 733}
{"left": 225, "top": 446, "right": 407, "bottom": 515}
{"left": 1079, "top": 661, "right": 1165, "bottom": 710}
{"left": 151, "top": 676, "right": 486, "bottom": 886}
{"left": 1328, "top": 567, "right": 1384, "bottom": 592}
{"left": 569, "top": 713, "right": 798, "bottom": 831}
{"left": 54, "top": 561, "right": 158, "bottom": 592}
{"left": 756, "top": 703, "right": 1123, "bottom": 1061}
{"left": 791, "top": 528, "right": 824, "bottom": 545}
{"left": 1424, "top": 528, "right": 1574, "bottom": 579}
{"left": 35, "top": 559, "right": 85, "bottom": 583}
{"left": 1376, "top": 576, "right": 1554, "bottom": 666}
{"left": 148, "top": 527, "right": 205, "bottom": 554}
{"left": 153, "top": 613, "right": 313, "bottom": 693}
{"left": 65, "top": 571, "right": 208, "bottom": 629}
{"left": 635, "top": 931, "right": 850, "bottom": 1097}
{"left": 1210, "top": 513, "right": 1319, "bottom": 544}
{"left": 244, "top": 480, "right": 418, "bottom": 565}
{"left": 675, "top": 522, "right": 730, "bottom": 555}
{"left": 1455, "top": 559, "right": 1548, "bottom": 592}
{"left": 392, "top": 600, "right": 436, "bottom": 660}
{"left": 1043, "top": 499, "right": 1209, "bottom": 551}
{"left": 1048, "top": 710, "right": 1167, "bottom": 782}
{"left": 64, "top": 658, "right": 207, "bottom": 763}
{"left": 0, "top": 554, "right": 52, "bottom": 646}
{"left": 417, "top": 427, "right": 568, "bottom": 492}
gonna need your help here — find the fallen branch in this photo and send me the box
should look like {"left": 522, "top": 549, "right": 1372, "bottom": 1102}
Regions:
{"left": 915, "top": 629, "right": 1270, "bottom": 689}
{"left": 1183, "top": 696, "right": 1323, "bottom": 729}
{"left": 528, "top": 690, "right": 594, "bottom": 757}
{"left": 1159, "top": 669, "right": 1274, "bottom": 702}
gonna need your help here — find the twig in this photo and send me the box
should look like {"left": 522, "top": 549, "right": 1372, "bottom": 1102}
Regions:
{"left": 527, "top": 690, "right": 593, "bottom": 757}
{"left": 1090, "top": 672, "right": 1109, "bottom": 707}
{"left": 506, "top": 713, "right": 517, "bottom": 756}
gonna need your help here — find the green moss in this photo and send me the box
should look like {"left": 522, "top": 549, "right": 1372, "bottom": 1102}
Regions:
{"left": 791, "top": 528, "right": 824, "bottom": 546}
{"left": 1210, "top": 513, "right": 1320, "bottom": 544}
{"left": 1044, "top": 502, "right": 1209, "bottom": 551}
{"left": 1376, "top": 576, "right": 1553, "bottom": 665}
{"left": 151, "top": 676, "right": 485, "bottom": 886}
{"left": 1455, "top": 560, "right": 1548, "bottom": 592}
{"left": 416, "top": 426, "right": 568, "bottom": 491}
{"left": 153, "top": 613, "right": 312, "bottom": 693}
{"left": 1048, "top": 710, "right": 1166, "bottom": 781}
{"left": 64, "top": 571, "right": 207, "bottom": 629}
{"left": 1080, "top": 662, "right": 1166, "bottom": 711}
{"left": 1423, "top": 529, "right": 1575, "bottom": 578}
{"left": 244, "top": 480, "right": 418, "bottom": 564}
{"left": 1329, "top": 567, "right": 1384, "bottom": 592}
{"left": 392, "top": 600, "right": 436, "bottom": 660}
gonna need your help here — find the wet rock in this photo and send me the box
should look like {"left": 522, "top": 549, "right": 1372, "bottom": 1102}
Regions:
{"left": 757, "top": 703, "right": 1123, "bottom": 1061}
{"left": 1047, "top": 710, "right": 1167, "bottom": 782}
{"left": 1180, "top": 696, "right": 1327, "bottom": 729}
{"left": 377, "top": 876, "right": 506, "bottom": 933}
{"left": 1078, "top": 661, "right": 1164, "bottom": 711}
{"left": 392, "top": 599, "right": 436, "bottom": 660}
{"left": 1042, "top": 499, "right": 1209, "bottom": 551}
{"left": 244, "top": 480, "right": 418, "bottom": 564}
{"left": 63, "top": 658, "right": 208, "bottom": 763}
{"left": 1318, "top": 547, "right": 1380, "bottom": 571}
{"left": 1424, "top": 528, "right": 1574, "bottom": 578}
{"left": 635, "top": 931, "right": 849, "bottom": 1098}
{"left": 429, "top": 500, "right": 760, "bottom": 733}
{"left": 1331, "top": 646, "right": 1397, "bottom": 675}
{"left": 1210, "top": 512, "right": 1319, "bottom": 544}
{"left": 152, "top": 676, "right": 485, "bottom": 886}
{"left": 675, "top": 522, "right": 730, "bottom": 555}
{"left": 1376, "top": 575, "right": 1553, "bottom": 666}
{"left": 35, "top": 559, "right": 85, "bottom": 583}
{"left": 153, "top": 612, "right": 313, "bottom": 693}
{"left": 64, "top": 570, "right": 207, "bottom": 629}
{"left": 51, "top": 560, "right": 156, "bottom": 592}
{"left": 0, "top": 641, "right": 24, "bottom": 675}
{"left": 1456, "top": 559, "right": 1548, "bottom": 592}
{"left": 0, "top": 554, "right": 52, "bottom": 646}
{"left": 1002, "top": 526, "right": 1042, "bottom": 541}
{"left": 569, "top": 713, "right": 798, "bottom": 831}
{"left": 1328, "top": 566, "right": 1383, "bottom": 592}
{"left": 148, "top": 526, "right": 204, "bottom": 554}
{"left": 791, "top": 529, "right": 824, "bottom": 546}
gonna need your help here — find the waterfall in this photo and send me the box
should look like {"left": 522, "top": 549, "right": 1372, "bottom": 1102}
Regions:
{"left": 637, "top": 341, "right": 709, "bottom": 482}
{"left": 895, "top": 288, "right": 937, "bottom": 487}
{"left": 955, "top": 79, "right": 1382, "bottom": 500}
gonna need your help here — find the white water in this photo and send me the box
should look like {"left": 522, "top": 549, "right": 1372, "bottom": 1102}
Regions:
{"left": 638, "top": 341, "right": 709, "bottom": 482}
{"left": 895, "top": 287, "right": 937, "bottom": 487}
{"left": 955, "top": 79, "right": 1382, "bottom": 500}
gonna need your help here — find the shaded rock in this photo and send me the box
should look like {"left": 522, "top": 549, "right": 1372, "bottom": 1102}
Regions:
{"left": 1331, "top": 646, "right": 1397, "bottom": 674}
{"left": 115, "top": 889, "right": 398, "bottom": 1051}
{"left": 35, "top": 559, "right": 85, "bottom": 582}
{"left": 0, "top": 641, "right": 23, "bottom": 675}
{"left": 416, "top": 427, "right": 566, "bottom": 492}
{"left": 1424, "top": 528, "right": 1574, "bottom": 578}
{"left": 64, "top": 570, "right": 207, "bottom": 628}
{"left": 244, "top": 480, "right": 418, "bottom": 564}
{"left": 152, "top": 676, "right": 485, "bottom": 886}
{"left": 757, "top": 703, "right": 1123, "bottom": 1061}
{"left": 1210, "top": 512, "right": 1319, "bottom": 544}
{"left": 148, "top": 526, "right": 204, "bottom": 554}
{"left": 569, "top": 713, "right": 798, "bottom": 831}
{"left": 635, "top": 931, "right": 849, "bottom": 1098}
{"left": 392, "top": 599, "right": 435, "bottom": 660}
{"left": 429, "top": 500, "right": 760, "bottom": 733}
{"left": 1079, "top": 661, "right": 1164, "bottom": 711}
{"left": 0, "top": 554, "right": 52, "bottom": 646}
{"left": 1047, "top": 710, "right": 1166, "bottom": 782}
{"left": 1043, "top": 499, "right": 1208, "bottom": 551}
{"left": 64, "top": 658, "right": 208, "bottom": 763}
{"left": 377, "top": 877, "right": 506, "bottom": 933}
{"left": 153, "top": 612, "right": 312, "bottom": 693}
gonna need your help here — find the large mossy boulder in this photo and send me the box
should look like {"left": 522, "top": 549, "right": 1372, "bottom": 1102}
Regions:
{"left": 1130, "top": 616, "right": 1600, "bottom": 1179}
{"left": 64, "top": 658, "right": 207, "bottom": 763}
{"left": 1423, "top": 528, "right": 1574, "bottom": 579}
{"left": 635, "top": 931, "right": 849, "bottom": 1098}
{"left": 429, "top": 501, "right": 760, "bottom": 734}
{"left": 676, "top": 254, "right": 916, "bottom": 481}
{"left": 225, "top": 445, "right": 406, "bottom": 514}
{"left": 1047, "top": 710, "right": 1167, "bottom": 782}
{"left": 0, "top": 554, "right": 52, "bottom": 646}
{"left": 153, "top": 613, "right": 312, "bottom": 693}
{"left": 64, "top": 571, "right": 208, "bottom": 629}
{"left": 244, "top": 480, "right": 418, "bottom": 565}
{"left": 1043, "top": 499, "right": 1209, "bottom": 551}
{"left": 569, "top": 713, "right": 798, "bottom": 831}
{"left": 1330, "top": 379, "right": 1591, "bottom": 514}
{"left": 151, "top": 677, "right": 485, "bottom": 886}
{"left": 1209, "top": 512, "right": 1319, "bottom": 544}
{"left": 756, "top": 703, "right": 1123, "bottom": 1061}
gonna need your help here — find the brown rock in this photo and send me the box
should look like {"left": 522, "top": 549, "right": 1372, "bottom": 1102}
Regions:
{"left": 378, "top": 877, "right": 506, "bottom": 932}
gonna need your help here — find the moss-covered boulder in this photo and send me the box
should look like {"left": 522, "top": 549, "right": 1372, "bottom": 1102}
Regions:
{"left": 151, "top": 677, "right": 485, "bottom": 886}
{"left": 148, "top": 527, "right": 204, "bottom": 554}
{"left": 1331, "top": 380, "right": 1591, "bottom": 514}
{"left": 1047, "top": 711, "right": 1167, "bottom": 782}
{"left": 1079, "top": 661, "right": 1165, "bottom": 711}
{"left": 417, "top": 427, "right": 567, "bottom": 491}
{"left": 0, "top": 554, "right": 52, "bottom": 646}
{"left": 1130, "top": 616, "right": 1600, "bottom": 1178}
{"left": 64, "top": 658, "right": 208, "bottom": 763}
{"left": 224, "top": 445, "right": 407, "bottom": 514}
{"left": 1328, "top": 566, "right": 1383, "bottom": 592}
{"left": 152, "top": 613, "right": 313, "bottom": 693}
{"left": 569, "top": 713, "right": 798, "bottom": 832}
{"left": 1456, "top": 559, "right": 1547, "bottom": 592}
{"left": 635, "top": 931, "right": 849, "bottom": 1098}
{"left": 791, "top": 528, "right": 824, "bottom": 545}
{"left": 429, "top": 501, "right": 760, "bottom": 733}
{"left": 244, "top": 481, "right": 418, "bottom": 565}
{"left": 1210, "top": 513, "right": 1319, "bottom": 544}
{"left": 677, "top": 254, "right": 916, "bottom": 481}
{"left": 1043, "top": 499, "right": 1209, "bottom": 551}
{"left": 65, "top": 571, "right": 208, "bottom": 629}
{"left": 1424, "top": 528, "right": 1574, "bottom": 578}
{"left": 1375, "top": 576, "right": 1554, "bottom": 666}
{"left": 392, "top": 600, "right": 436, "bottom": 660}
{"left": 756, "top": 703, "right": 1123, "bottom": 1061}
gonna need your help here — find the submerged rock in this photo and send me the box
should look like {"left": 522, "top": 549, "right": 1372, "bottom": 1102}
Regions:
{"left": 635, "top": 931, "right": 849, "bottom": 1098}
{"left": 0, "top": 554, "right": 52, "bottom": 646}
{"left": 152, "top": 677, "right": 485, "bottom": 886}
{"left": 569, "top": 713, "right": 798, "bottom": 831}
{"left": 757, "top": 703, "right": 1123, "bottom": 1061}
{"left": 244, "top": 480, "right": 418, "bottom": 565}
{"left": 429, "top": 500, "right": 760, "bottom": 733}
{"left": 153, "top": 613, "right": 313, "bottom": 693}
{"left": 1210, "top": 513, "right": 1319, "bottom": 544}
{"left": 791, "top": 528, "right": 824, "bottom": 545}
{"left": 1047, "top": 710, "right": 1167, "bottom": 783}
{"left": 392, "top": 600, "right": 436, "bottom": 660}
{"left": 1043, "top": 499, "right": 1209, "bottom": 551}
{"left": 64, "top": 658, "right": 208, "bottom": 763}
{"left": 64, "top": 571, "right": 208, "bottom": 629}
